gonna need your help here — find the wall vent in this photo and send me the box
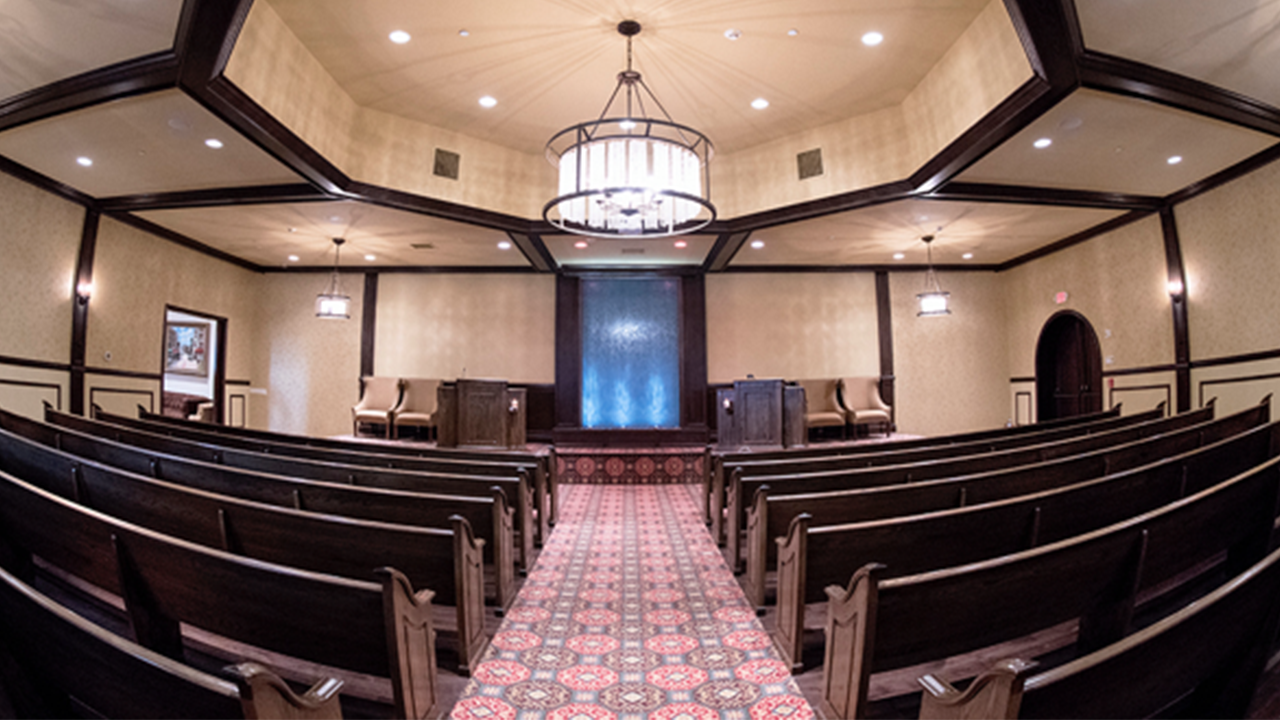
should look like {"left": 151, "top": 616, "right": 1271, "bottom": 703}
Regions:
{"left": 433, "top": 149, "right": 460, "bottom": 180}
{"left": 410, "top": 242, "right": 436, "bottom": 250}
{"left": 797, "top": 148, "right": 823, "bottom": 180}
{"left": 620, "top": 248, "right": 645, "bottom": 255}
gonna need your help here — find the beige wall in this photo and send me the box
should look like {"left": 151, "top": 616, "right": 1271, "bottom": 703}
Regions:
{"left": 1001, "top": 214, "right": 1174, "bottom": 378}
{"left": 892, "top": 270, "right": 1010, "bottom": 435}
{"left": 0, "top": 170, "right": 82, "bottom": 364}
{"left": 374, "top": 273, "right": 555, "bottom": 383}
{"left": 706, "top": 273, "right": 880, "bottom": 383}
{"left": 252, "top": 272, "right": 364, "bottom": 436}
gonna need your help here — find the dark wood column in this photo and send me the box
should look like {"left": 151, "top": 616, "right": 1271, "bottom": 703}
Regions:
{"left": 681, "top": 274, "right": 708, "bottom": 429}
{"left": 554, "top": 274, "right": 581, "bottom": 428}
{"left": 1160, "top": 207, "right": 1192, "bottom": 412}
{"left": 70, "top": 209, "right": 100, "bottom": 416}
{"left": 360, "top": 272, "right": 378, "bottom": 378}
{"left": 875, "top": 270, "right": 896, "bottom": 429}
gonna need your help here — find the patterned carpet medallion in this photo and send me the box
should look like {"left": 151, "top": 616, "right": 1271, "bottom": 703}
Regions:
{"left": 555, "top": 449, "right": 706, "bottom": 485}
{"left": 451, "top": 484, "right": 813, "bottom": 720}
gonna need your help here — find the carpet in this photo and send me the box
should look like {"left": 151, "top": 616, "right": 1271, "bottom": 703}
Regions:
{"left": 556, "top": 448, "right": 706, "bottom": 485}
{"left": 450, "top": 484, "right": 813, "bottom": 720}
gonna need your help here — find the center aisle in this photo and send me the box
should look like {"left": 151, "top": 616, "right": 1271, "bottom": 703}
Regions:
{"left": 450, "top": 484, "right": 815, "bottom": 720}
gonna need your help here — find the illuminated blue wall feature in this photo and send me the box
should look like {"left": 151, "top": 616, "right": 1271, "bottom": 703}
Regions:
{"left": 581, "top": 278, "right": 680, "bottom": 429}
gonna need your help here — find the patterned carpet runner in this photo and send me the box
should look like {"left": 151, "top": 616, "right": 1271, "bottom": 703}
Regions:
{"left": 451, "top": 484, "right": 814, "bottom": 720}
{"left": 556, "top": 449, "right": 707, "bottom": 485}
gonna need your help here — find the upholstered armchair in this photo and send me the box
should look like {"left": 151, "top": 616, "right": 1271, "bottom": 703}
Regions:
{"left": 796, "top": 378, "right": 848, "bottom": 440}
{"left": 189, "top": 401, "right": 215, "bottom": 424}
{"left": 391, "top": 378, "right": 441, "bottom": 440}
{"left": 839, "top": 376, "right": 892, "bottom": 437}
{"left": 352, "top": 376, "right": 401, "bottom": 438}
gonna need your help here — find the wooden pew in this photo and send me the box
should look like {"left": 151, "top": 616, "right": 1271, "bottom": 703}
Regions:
{"left": 0, "top": 432, "right": 491, "bottom": 673}
{"left": 706, "top": 404, "right": 1127, "bottom": 531}
{"left": 767, "top": 420, "right": 1280, "bottom": 667}
{"left": 0, "top": 471, "right": 441, "bottom": 719}
{"left": 45, "top": 406, "right": 538, "bottom": 573}
{"left": 918, "top": 545, "right": 1280, "bottom": 719}
{"left": 744, "top": 403, "right": 1267, "bottom": 607}
{"left": 124, "top": 404, "right": 558, "bottom": 542}
{"left": 724, "top": 402, "right": 1221, "bottom": 572}
{"left": 814, "top": 454, "right": 1280, "bottom": 719}
{"left": 0, "top": 564, "right": 345, "bottom": 719}
{"left": 0, "top": 408, "right": 517, "bottom": 609}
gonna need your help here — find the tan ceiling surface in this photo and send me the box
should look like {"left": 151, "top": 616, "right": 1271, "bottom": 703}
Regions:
{"left": 735, "top": 199, "right": 1126, "bottom": 267}
{"left": 265, "top": 0, "right": 991, "bottom": 155}
{"left": 0, "top": 89, "right": 302, "bottom": 198}
{"left": 136, "top": 201, "right": 527, "bottom": 268}
{"left": 544, "top": 233, "right": 717, "bottom": 267}
{"left": 0, "top": 0, "right": 183, "bottom": 100}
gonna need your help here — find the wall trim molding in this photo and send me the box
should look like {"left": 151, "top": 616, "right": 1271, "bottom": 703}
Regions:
{"left": 0, "top": 379, "right": 63, "bottom": 412}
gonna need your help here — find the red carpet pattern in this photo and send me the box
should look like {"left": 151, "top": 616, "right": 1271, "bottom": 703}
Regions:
{"left": 555, "top": 449, "right": 706, "bottom": 485}
{"left": 451, "top": 484, "right": 813, "bottom": 720}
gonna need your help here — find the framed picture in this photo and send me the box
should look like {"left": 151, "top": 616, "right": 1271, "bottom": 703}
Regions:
{"left": 164, "top": 322, "right": 210, "bottom": 377}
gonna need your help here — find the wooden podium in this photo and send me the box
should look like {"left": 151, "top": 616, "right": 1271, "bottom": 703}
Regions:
{"left": 436, "top": 379, "right": 527, "bottom": 448}
{"left": 716, "top": 379, "right": 805, "bottom": 449}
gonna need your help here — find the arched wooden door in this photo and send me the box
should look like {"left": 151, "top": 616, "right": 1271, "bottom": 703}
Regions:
{"left": 1035, "top": 311, "right": 1103, "bottom": 421}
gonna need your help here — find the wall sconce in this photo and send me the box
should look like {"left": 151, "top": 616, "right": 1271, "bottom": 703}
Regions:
{"left": 75, "top": 281, "right": 94, "bottom": 305}
{"left": 1167, "top": 279, "right": 1184, "bottom": 298}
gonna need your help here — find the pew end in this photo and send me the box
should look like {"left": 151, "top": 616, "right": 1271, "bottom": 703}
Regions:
{"left": 376, "top": 567, "right": 439, "bottom": 720}
{"left": 745, "top": 484, "right": 771, "bottom": 610}
{"left": 819, "top": 562, "right": 885, "bottom": 720}
{"left": 225, "top": 662, "right": 345, "bottom": 720}
{"left": 916, "top": 658, "right": 1036, "bottom": 720}
{"left": 772, "top": 511, "right": 812, "bottom": 672}
{"left": 449, "top": 514, "right": 491, "bottom": 676}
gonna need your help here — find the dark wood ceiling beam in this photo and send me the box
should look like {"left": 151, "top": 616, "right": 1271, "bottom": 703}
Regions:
{"left": 725, "top": 181, "right": 913, "bottom": 234}
{"left": 0, "top": 156, "right": 95, "bottom": 208}
{"left": 928, "top": 182, "right": 1162, "bottom": 211}
{"left": 508, "top": 232, "right": 557, "bottom": 272}
{"left": 996, "top": 208, "right": 1154, "bottom": 271}
{"left": 1163, "top": 141, "right": 1280, "bottom": 207}
{"left": 97, "top": 183, "right": 329, "bottom": 213}
{"left": 1079, "top": 51, "right": 1280, "bottom": 138}
{"left": 107, "top": 212, "right": 265, "bottom": 273}
{"left": 0, "top": 52, "right": 179, "bottom": 134}
{"left": 703, "top": 231, "right": 752, "bottom": 272}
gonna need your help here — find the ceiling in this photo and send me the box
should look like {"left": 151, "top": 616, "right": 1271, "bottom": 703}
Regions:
{"left": 1, "top": 0, "right": 1279, "bottom": 273}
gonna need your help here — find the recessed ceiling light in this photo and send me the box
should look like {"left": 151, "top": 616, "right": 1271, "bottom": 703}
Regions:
{"left": 287, "top": 227, "right": 297, "bottom": 233}
{"left": 1033, "top": 138, "right": 1052, "bottom": 149}
{"left": 389, "top": 30, "right": 411, "bottom": 44}
{"left": 76, "top": 156, "right": 93, "bottom": 167}
{"left": 497, "top": 241, "right": 512, "bottom": 250}
{"left": 479, "top": 95, "right": 497, "bottom": 108}
{"left": 862, "top": 31, "right": 884, "bottom": 46}
{"left": 287, "top": 255, "right": 299, "bottom": 262}
{"left": 751, "top": 98, "right": 770, "bottom": 110}
{"left": 458, "top": 29, "right": 470, "bottom": 37}
{"left": 962, "top": 252, "right": 974, "bottom": 260}
{"left": 893, "top": 252, "right": 905, "bottom": 260}
{"left": 364, "top": 254, "right": 376, "bottom": 261}
{"left": 329, "top": 216, "right": 343, "bottom": 222}
{"left": 750, "top": 239, "right": 765, "bottom": 249}
{"left": 787, "top": 29, "right": 798, "bottom": 37}
{"left": 574, "top": 240, "right": 589, "bottom": 249}
{"left": 674, "top": 240, "right": 688, "bottom": 248}
{"left": 204, "top": 138, "right": 224, "bottom": 149}
{"left": 725, "top": 29, "right": 742, "bottom": 40}
{"left": 1167, "top": 155, "right": 1183, "bottom": 165}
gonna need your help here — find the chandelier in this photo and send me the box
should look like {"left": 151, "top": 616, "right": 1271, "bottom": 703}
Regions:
{"left": 315, "top": 238, "right": 351, "bottom": 319}
{"left": 543, "top": 20, "right": 715, "bottom": 239}
{"left": 917, "top": 235, "right": 951, "bottom": 317}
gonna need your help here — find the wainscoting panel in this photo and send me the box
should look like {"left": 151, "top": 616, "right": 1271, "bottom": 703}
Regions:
{"left": 0, "top": 363, "right": 68, "bottom": 420}
{"left": 86, "top": 373, "right": 160, "bottom": 417}
{"left": 1192, "top": 356, "right": 1280, "bottom": 415}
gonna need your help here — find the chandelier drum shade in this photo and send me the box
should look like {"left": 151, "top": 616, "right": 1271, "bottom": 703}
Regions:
{"left": 917, "top": 234, "right": 951, "bottom": 317}
{"left": 543, "top": 20, "right": 715, "bottom": 239}
{"left": 315, "top": 238, "right": 351, "bottom": 320}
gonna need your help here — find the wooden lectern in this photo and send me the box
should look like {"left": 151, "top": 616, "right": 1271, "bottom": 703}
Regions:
{"left": 716, "top": 379, "right": 805, "bottom": 449}
{"left": 437, "top": 379, "right": 527, "bottom": 448}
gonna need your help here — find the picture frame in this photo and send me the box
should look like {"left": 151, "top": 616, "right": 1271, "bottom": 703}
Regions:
{"left": 164, "top": 322, "right": 210, "bottom": 377}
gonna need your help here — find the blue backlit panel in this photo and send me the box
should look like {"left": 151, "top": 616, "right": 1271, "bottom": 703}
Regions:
{"left": 581, "top": 277, "right": 680, "bottom": 429}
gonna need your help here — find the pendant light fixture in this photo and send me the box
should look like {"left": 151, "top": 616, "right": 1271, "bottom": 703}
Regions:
{"left": 315, "top": 238, "right": 351, "bottom": 319}
{"left": 917, "top": 234, "right": 951, "bottom": 317}
{"left": 543, "top": 20, "right": 715, "bottom": 239}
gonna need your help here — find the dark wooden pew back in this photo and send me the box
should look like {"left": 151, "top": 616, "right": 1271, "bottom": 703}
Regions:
{"left": 0, "top": 564, "right": 345, "bottom": 720}
{"left": 918, "top": 545, "right": 1280, "bottom": 719}
{"left": 818, "top": 454, "right": 1280, "bottom": 718}
{"left": 0, "top": 470, "right": 440, "bottom": 718}
{"left": 0, "top": 427, "right": 490, "bottom": 672}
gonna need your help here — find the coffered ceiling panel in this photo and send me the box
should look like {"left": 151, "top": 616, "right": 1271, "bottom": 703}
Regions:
{"left": 0, "top": 89, "right": 302, "bottom": 198}
{"left": 136, "top": 201, "right": 530, "bottom": 269}
{"left": 732, "top": 198, "right": 1126, "bottom": 267}
{"left": 265, "top": 0, "right": 990, "bottom": 154}
{"left": 544, "top": 233, "right": 717, "bottom": 268}
{"left": 0, "top": 0, "right": 184, "bottom": 102}
{"left": 1076, "top": 0, "right": 1280, "bottom": 111}
{"left": 956, "top": 89, "right": 1278, "bottom": 196}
